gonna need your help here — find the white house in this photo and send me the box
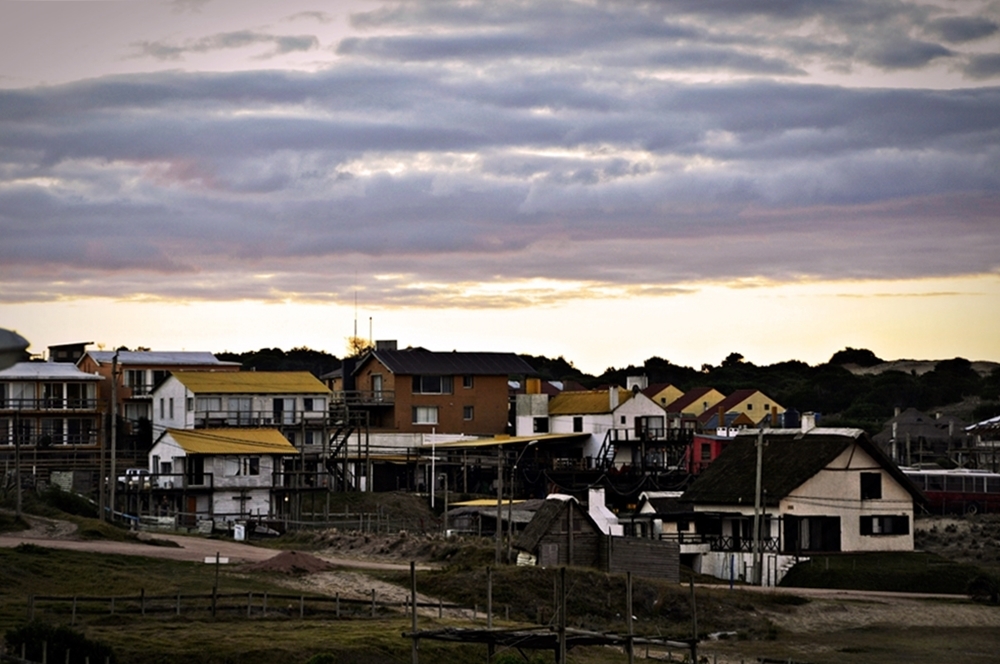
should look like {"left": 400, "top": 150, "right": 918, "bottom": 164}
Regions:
{"left": 151, "top": 371, "right": 332, "bottom": 449}
{"left": 148, "top": 427, "right": 298, "bottom": 525}
{"left": 678, "top": 426, "right": 923, "bottom": 586}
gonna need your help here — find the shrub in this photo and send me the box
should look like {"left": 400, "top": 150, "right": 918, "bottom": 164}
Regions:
{"left": 4, "top": 622, "right": 116, "bottom": 664}
{"left": 967, "top": 574, "right": 1000, "bottom": 604}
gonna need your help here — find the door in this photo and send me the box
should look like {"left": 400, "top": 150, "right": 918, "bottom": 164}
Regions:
{"left": 273, "top": 398, "right": 295, "bottom": 424}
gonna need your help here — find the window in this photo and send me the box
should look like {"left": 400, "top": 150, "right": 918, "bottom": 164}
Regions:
{"left": 304, "top": 431, "right": 316, "bottom": 445}
{"left": 861, "top": 472, "right": 882, "bottom": 500}
{"left": 168, "top": 398, "right": 174, "bottom": 419}
{"left": 462, "top": 375, "right": 474, "bottom": 389}
{"left": 413, "top": 406, "right": 439, "bottom": 425}
{"left": 700, "top": 442, "right": 712, "bottom": 460}
{"left": 66, "top": 383, "right": 87, "bottom": 408}
{"left": 228, "top": 397, "right": 252, "bottom": 425}
{"left": 620, "top": 416, "right": 626, "bottom": 425}
{"left": 747, "top": 403, "right": 753, "bottom": 410}
{"left": 196, "top": 397, "right": 222, "bottom": 411}
{"left": 126, "top": 370, "right": 146, "bottom": 390}
{"left": 533, "top": 417, "right": 549, "bottom": 433}
{"left": 43, "top": 383, "right": 63, "bottom": 408}
{"left": 303, "top": 398, "right": 314, "bottom": 411}
{"left": 187, "top": 397, "right": 194, "bottom": 412}
{"left": 159, "top": 398, "right": 165, "bottom": 419}
{"left": 463, "top": 405, "right": 474, "bottom": 420}
{"left": 247, "top": 457, "right": 260, "bottom": 476}
{"left": 412, "top": 375, "right": 453, "bottom": 394}
{"left": 573, "top": 416, "right": 583, "bottom": 433}
{"left": 860, "top": 515, "right": 909, "bottom": 536}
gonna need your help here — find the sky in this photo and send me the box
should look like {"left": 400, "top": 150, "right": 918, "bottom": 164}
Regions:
{"left": 1, "top": 0, "right": 999, "bottom": 375}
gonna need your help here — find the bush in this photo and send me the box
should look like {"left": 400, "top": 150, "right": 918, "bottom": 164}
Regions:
{"left": 967, "top": 574, "right": 1000, "bottom": 604}
{"left": 40, "top": 486, "right": 98, "bottom": 518}
{"left": 5, "top": 622, "right": 116, "bottom": 664}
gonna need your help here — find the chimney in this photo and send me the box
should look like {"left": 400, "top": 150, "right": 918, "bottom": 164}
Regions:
{"left": 894, "top": 407, "right": 901, "bottom": 418}
{"left": 526, "top": 378, "right": 541, "bottom": 394}
{"left": 771, "top": 405, "right": 778, "bottom": 427}
{"left": 801, "top": 412, "right": 816, "bottom": 432}
{"left": 609, "top": 386, "right": 619, "bottom": 410}
{"left": 375, "top": 340, "right": 397, "bottom": 351}
{"left": 626, "top": 375, "right": 648, "bottom": 392}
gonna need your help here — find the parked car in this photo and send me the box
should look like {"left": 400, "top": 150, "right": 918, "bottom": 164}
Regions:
{"left": 117, "top": 468, "right": 151, "bottom": 489}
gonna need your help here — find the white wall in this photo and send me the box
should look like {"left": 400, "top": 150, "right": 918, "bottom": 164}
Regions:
{"left": 150, "top": 377, "right": 191, "bottom": 431}
{"left": 783, "top": 444, "right": 914, "bottom": 552}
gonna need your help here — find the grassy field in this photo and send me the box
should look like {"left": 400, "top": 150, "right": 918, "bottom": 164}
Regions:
{"left": 4, "top": 492, "right": 1000, "bottom": 663}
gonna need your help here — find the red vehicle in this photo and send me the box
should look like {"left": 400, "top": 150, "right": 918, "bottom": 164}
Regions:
{"left": 903, "top": 468, "right": 1000, "bottom": 515}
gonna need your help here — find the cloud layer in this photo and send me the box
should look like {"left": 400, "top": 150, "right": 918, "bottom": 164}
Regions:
{"left": 1, "top": 0, "right": 999, "bottom": 307}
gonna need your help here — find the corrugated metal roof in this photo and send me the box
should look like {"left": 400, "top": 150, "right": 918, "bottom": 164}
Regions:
{"left": 85, "top": 351, "right": 238, "bottom": 367}
{"left": 360, "top": 347, "right": 536, "bottom": 376}
{"left": 547, "top": 388, "right": 630, "bottom": 415}
{"left": 166, "top": 428, "right": 299, "bottom": 455}
{"left": 171, "top": 371, "right": 332, "bottom": 394}
{"left": 433, "top": 433, "right": 590, "bottom": 449}
{"left": 0, "top": 362, "right": 101, "bottom": 380}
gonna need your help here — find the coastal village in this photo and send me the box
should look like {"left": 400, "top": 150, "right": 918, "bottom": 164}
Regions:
{"left": 3, "top": 328, "right": 1000, "bottom": 595}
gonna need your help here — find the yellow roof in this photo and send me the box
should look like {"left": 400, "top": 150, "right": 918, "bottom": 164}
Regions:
{"left": 172, "top": 371, "right": 332, "bottom": 395}
{"left": 166, "top": 428, "right": 299, "bottom": 455}
{"left": 451, "top": 499, "right": 528, "bottom": 507}
{"left": 433, "top": 433, "right": 589, "bottom": 449}
{"left": 548, "top": 388, "right": 631, "bottom": 415}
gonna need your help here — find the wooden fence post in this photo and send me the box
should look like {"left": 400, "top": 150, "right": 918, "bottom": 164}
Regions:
{"left": 247, "top": 593, "right": 253, "bottom": 617}
{"left": 140, "top": 588, "right": 146, "bottom": 616}
{"left": 371, "top": 589, "right": 376, "bottom": 617}
{"left": 176, "top": 592, "right": 181, "bottom": 616}
{"left": 299, "top": 595, "right": 304, "bottom": 619}
{"left": 71, "top": 597, "right": 77, "bottom": 625}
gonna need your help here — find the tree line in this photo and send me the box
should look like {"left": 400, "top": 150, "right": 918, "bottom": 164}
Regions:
{"left": 217, "top": 346, "right": 1000, "bottom": 434}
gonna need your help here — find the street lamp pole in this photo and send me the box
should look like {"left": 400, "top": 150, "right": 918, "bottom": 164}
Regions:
{"left": 507, "top": 440, "right": 537, "bottom": 563}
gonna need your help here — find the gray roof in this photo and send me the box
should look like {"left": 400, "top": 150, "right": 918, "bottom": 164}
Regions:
{"left": 84, "top": 351, "right": 238, "bottom": 367}
{"left": 0, "top": 362, "right": 101, "bottom": 381}
{"left": 681, "top": 428, "right": 923, "bottom": 507}
{"left": 358, "top": 347, "right": 536, "bottom": 377}
{"left": 514, "top": 496, "right": 601, "bottom": 552}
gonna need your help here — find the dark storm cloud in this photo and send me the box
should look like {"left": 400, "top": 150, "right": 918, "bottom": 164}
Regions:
{"left": 1, "top": 0, "right": 999, "bottom": 307}
{"left": 925, "top": 16, "right": 998, "bottom": 43}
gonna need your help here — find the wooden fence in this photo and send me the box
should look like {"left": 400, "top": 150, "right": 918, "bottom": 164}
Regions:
{"left": 26, "top": 590, "right": 471, "bottom": 624}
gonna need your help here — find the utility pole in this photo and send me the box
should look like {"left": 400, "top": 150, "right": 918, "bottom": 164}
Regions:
{"left": 109, "top": 350, "right": 120, "bottom": 522}
{"left": 495, "top": 446, "right": 504, "bottom": 564}
{"left": 751, "top": 428, "right": 764, "bottom": 586}
{"left": 13, "top": 410, "right": 21, "bottom": 518}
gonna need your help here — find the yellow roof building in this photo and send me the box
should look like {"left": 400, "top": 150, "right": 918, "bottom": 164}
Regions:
{"left": 171, "top": 371, "right": 331, "bottom": 395}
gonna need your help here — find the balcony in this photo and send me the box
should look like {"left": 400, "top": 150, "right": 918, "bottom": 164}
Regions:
{"left": 658, "top": 532, "right": 781, "bottom": 553}
{"left": 0, "top": 398, "right": 99, "bottom": 412}
{"left": 331, "top": 390, "right": 395, "bottom": 406}
{"left": 192, "top": 409, "right": 330, "bottom": 428}
{"left": 0, "top": 431, "right": 99, "bottom": 447}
